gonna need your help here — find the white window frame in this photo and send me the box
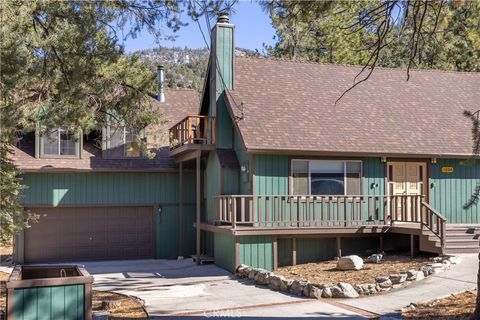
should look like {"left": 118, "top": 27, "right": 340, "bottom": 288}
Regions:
{"left": 290, "top": 159, "right": 363, "bottom": 196}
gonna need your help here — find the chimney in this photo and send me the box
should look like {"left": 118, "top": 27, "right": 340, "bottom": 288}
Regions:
{"left": 209, "top": 12, "right": 234, "bottom": 113}
{"left": 157, "top": 65, "right": 165, "bottom": 102}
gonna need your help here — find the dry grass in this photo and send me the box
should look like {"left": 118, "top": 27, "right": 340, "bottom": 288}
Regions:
{"left": 93, "top": 290, "right": 148, "bottom": 319}
{"left": 275, "top": 255, "right": 431, "bottom": 285}
{"left": 402, "top": 290, "right": 476, "bottom": 319}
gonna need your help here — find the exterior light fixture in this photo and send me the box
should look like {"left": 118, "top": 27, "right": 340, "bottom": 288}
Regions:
{"left": 381, "top": 156, "right": 387, "bottom": 162}
{"left": 431, "top": 158, "right": 437, "bottom": 164}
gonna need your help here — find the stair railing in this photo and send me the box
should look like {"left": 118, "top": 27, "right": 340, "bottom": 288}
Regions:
{"left": 420, "top": 201, "right": 447, "bottom": 248}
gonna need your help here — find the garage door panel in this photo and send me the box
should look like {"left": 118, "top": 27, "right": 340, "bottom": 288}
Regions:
{"left": 24, "top": 206, "right": 155, "bottom": 262}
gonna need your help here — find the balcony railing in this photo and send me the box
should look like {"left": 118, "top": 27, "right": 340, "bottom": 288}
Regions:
{"left": 169, "top": 115, "right": 215, "bottom": 150}
{"left": 213, "top": 194, "right": 446, "bottom": 245}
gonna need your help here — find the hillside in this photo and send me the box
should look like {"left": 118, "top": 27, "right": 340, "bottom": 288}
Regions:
{"left": 134, "top": 47, "right": 260, "bottom": 90}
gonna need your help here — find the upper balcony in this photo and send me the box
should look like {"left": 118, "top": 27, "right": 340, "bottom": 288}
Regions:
{"left": 169, "top": 115, "right": 216, "bottom": 159}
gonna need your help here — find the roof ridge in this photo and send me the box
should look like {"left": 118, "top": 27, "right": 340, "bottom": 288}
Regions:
{"left": 236, "top": 55, "right": 480, "bottom": 76}
{"left": 163, "top": 87, "right": 200, "bottom": 92}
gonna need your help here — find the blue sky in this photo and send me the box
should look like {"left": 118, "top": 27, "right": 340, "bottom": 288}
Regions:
{"left": 124, "top": 1, "right": 275, "bottom": 53}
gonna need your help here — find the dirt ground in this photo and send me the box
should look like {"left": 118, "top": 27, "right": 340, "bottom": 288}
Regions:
{"left": 402, "top": 290, "right": 476, "bottom": 319}
{"left": 0, "top": 244, "right": 13, "bottom": 267}
{"left": 275, "top": 255, "right": 431, "bottom": 285}
{"left": 93, "top": 290, "right": 148, "bottom": 319}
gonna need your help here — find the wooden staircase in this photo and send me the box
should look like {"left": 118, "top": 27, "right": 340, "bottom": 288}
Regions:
{"left": 420, "top": 225, "right": 480, "bottom": 255}
{"left": 444, "top": 225, "right": 480, "bottom": 254}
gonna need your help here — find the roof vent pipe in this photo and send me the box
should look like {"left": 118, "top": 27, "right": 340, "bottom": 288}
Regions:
{"left": 217, "top": 12, "right": 229, "bottom": 24}
{"left": 157, "top": 65, "right": 165, "bottom": 102}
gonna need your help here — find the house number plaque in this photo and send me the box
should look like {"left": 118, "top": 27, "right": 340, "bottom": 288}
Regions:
{"left": 441, "top": 166, "right": 454, "bottom": 173}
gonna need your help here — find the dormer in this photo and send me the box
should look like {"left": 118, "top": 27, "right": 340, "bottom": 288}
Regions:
{"left": 101, "top": 114, "right": 146, "bottom": 159}
{"left": 35, "top": 125, "right": 82, "bottom": 159}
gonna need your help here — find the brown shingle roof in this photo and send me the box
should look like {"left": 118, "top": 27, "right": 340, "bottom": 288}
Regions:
{"left": 227, "top": 57, "right": 480, "bottom": 157}
{"left": 12, "top": 88, "right": 200, "bottom": 172}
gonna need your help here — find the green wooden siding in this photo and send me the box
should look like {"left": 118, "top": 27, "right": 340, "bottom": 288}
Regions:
{"left": 21, "top": 172, "right": 195, "bottom": 205}
{"left": 296, "top": 238, "right": 336, "bottom": 264}
{"left": 233, "top": 128, "right": 252, "bottom": 195}
{"left": 430, "top": 159, "right": 480, "bottom": 224}
{"left": 254, "top": 155, "right": 289, "bottom": 195}
{"left": 14, "top": 284, "right": 84, "bottom": 320}
{"left": 363, "top": 157, "right": 385, "bottom": 196}
{"left": 240, "top": 235, "right": 273, "bottom": 271}
{"left": 214, "top": 233, "right": 235, "bottom": 272}
{"left": 19, "top": 172, "right": 196, "bottom": 260}
{"left": 204, "top": 152, "right": 221, "bottom": 223}
{"left": 223, "top": 167, "right": 239, "bottom": 195}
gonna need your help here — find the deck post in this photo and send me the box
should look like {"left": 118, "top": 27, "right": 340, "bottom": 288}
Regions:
{"left": 235, "top": 236, "right": 240, "bottom": 269}
{"left": 292, "top": 237, "right": 297, "bottom": 266}
{"left": 336, "top": 237, "right": 342, "bottom": 258}
{"left": 410, "top": 234, "right": 415, "bottom": 258}
{"left": 273, "top": 236, "right": 278, "bottom": 270}
{"left": 178, "top": 162, "right": 184, "bottom": 258}
{"left": 379, "top": 235, "right": 384, "bottom": 253}
{"left": 196, "top": 154, "right": 201, "bottom": 265}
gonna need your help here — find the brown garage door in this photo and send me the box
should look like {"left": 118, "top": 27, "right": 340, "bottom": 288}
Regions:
{"left": 24, "top": 206, "right": 155, "bottom": 263}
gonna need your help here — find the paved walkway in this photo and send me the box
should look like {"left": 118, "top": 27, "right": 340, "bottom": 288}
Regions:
{"left": 340, "top": 254, "right": 478, "bottom": 316}
{"left": 83, "top": 259, "right": 368, "bottom": 319}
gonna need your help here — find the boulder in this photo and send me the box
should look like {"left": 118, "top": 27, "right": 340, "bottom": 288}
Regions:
{"left": 322, "top": 286, "right": 333, "bottom": 298}
{"left": 426, "top": 263, "right": 445, "bottom": 274}
{"left": 290, "top": 280, "right": 309, "bottom": 296}
{"left": 360, "top": 283, "right": 377, "bottom": 295}
{"left": 331, "top": 282, "right": 359, "bottom": 298}
{"left": 442, "top": 260, "right": 451, "bottom": 270}
{"left": 406, "top": 269, "right": 419, "bottom": 281}
{"left": 448, "top": 256, "right": 462, "bottom": 265}
{"left": 267, "top": 275, "right": 285, "bottom": 291}
{"left": 430, "top": 257, "right": 443, "bottom": 263}
{"left": 415, "top": 271, "right": 425, "bottom": 281}
{"left": 280, "top": 278, "right": 294, "bottom": 292}
{"left": 365, "top": 254, "right": 383, "bottom": 264}
{"left": 375, "top": 276, "right": 392, "bottom": 289}
{"left": 389, "top": 273, "right": 407, "bottom": 284}
{"left": 336, "top": 255, "right": 364, "bottom": 270}
{"left": 248, "top": 269, "right": 258, "bottom": 280}
{"left": 421, "top": 265, "right": 434, "bottom": 277}
{"left": 308, "top": 285, "right": 323, "bottom": 299}
{"left": 254, "top": 269, "right": 271, "bottom": 285}
{"left": 236, "top": 264, "right": 250, "bottom": 277}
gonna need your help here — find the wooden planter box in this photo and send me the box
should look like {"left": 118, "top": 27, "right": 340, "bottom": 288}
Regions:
{"left": 6, "top": 265, "right": 93, "bottom": 320}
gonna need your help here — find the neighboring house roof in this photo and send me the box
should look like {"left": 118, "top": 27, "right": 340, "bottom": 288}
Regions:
{"left": 12, "top": 88, "right": 200, "bottom": 172}
{"left": 227, "top": 57, "right": 480, "bottom": 157}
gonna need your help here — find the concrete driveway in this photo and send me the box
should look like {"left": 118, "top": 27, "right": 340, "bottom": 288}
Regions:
{"left": 82, "top": 259, "right": 370, "bottom": 319}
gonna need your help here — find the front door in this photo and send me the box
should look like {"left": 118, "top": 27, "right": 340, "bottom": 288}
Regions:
{"left": 387, "top": 162, "right": 427, "bottom": 221}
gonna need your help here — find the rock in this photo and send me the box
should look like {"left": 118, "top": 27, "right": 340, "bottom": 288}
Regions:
{"left": 430, "top": 257, "right": 443, "bottom": 263}
{"left": 336, "top": 255, "right": 364, "bottom": 270}
{"left": 415, "top": 271, "right": 425, "bottom": 281}
{"left": 267, "top": 275, "right": 285, "bottom": 291}
{"left": 236, "top": 264, "right": 250, "bottom": 277}
{"left": 280, "top": 278, "right": 294, "bottom": 292}
{"left": 426, "top": 263, "right": 445, "bottom": 274}
{"left": 321, "top": 286, "right": 333, "bottom": 298}
{"left": 375, "top": 276, "right": 392, "bottom": 289}
{"left": 421, "top": 265, "right": 434, "bottom": 276}
{"left": 309, "top": 285, "right": 323, "bottom": 299}
{"left": 365, "top": 254, "right": 383, "bottom": 264}
{"left": 248, "top": 269, "right": 258, "bottom": 280}
{"left": 448, "top": 256, "right": 462, "bottom": 265}
{"left": 442, "top": 260, "right": 451, "bottom": 270}
{"left": 290, "top": 280, "right": 309, "bottom": 296}
{"left": 362, "top": 283, "right": 377, "bottom": 295}
{"left": 254, "top": 269, "right": 272, "bottom": 285}
{"left": 406, "top": 269, "right": 419, "bottom": 281}
{"left": 331, "top": 282, "right": 359, "bottom": 298}
{"left": 389, "top": 273, "right": 407, "bottom": 284}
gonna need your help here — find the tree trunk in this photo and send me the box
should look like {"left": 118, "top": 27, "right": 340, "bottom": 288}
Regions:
{"left": 472, "top": 252, "right": 480, "bottom": 320}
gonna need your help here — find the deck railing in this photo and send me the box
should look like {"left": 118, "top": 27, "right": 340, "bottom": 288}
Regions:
{"left": 169, "top": 115, "right": 215, "bottom": 150}
{"left": 212, "top": 194, "right": 446, "bottom": 246}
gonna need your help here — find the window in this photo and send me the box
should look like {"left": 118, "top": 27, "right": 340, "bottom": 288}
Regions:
{"left": 106, "top": 126, "right": 141, "bottom": 158}
{"left": 41, "top": 128, "right": 76, "bottom": 157}
{"left": 291, "top": 160, "right": 362, "bottom": 195}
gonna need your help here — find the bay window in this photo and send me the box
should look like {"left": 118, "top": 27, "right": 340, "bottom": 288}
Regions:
{"left": 291, "top": 160, "right": 362, "bottom": 195}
